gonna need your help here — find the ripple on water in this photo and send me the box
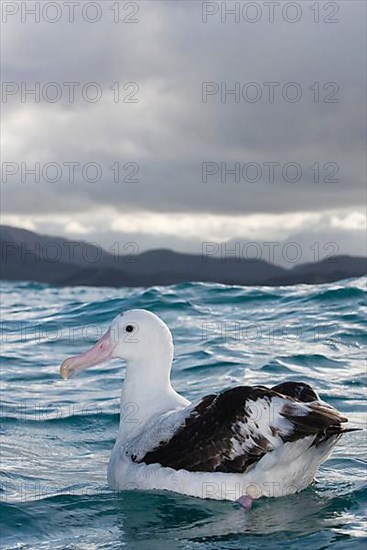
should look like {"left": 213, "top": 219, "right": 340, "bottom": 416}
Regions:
{"left": 0, "top": 277, "right": 366, "bottom": 549}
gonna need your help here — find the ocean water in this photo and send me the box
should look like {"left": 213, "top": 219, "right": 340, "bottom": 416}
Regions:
{"left": 1, "top": 278, "right": 366, "bottom": 550}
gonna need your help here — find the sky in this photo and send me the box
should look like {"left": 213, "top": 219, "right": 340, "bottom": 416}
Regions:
{"left": 1, "top": 0, "right": 366, "bottom": 265}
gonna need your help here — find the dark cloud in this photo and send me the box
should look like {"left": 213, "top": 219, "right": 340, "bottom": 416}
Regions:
{"left": 2, "top": 0, "right": 366, "bottom": 246}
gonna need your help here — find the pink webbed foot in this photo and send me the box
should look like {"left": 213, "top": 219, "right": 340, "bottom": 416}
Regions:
{"left": 236, "top": 495, "right": 253, "bottom": 510}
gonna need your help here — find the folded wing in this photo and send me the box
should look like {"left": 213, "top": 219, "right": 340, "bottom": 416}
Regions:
{"left": 137, "top": 385, "right": 349, "bottom": 473}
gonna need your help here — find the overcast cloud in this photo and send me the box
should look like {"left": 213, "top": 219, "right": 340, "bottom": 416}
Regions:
{"left": 1, "top": 0, "right": 366, "bottom": 258}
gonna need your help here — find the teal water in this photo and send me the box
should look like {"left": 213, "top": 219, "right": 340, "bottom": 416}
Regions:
{"left": 1, "top": 278, "right": 366, "bottom": 549}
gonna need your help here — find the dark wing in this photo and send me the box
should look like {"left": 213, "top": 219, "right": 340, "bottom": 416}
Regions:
{"left": 137, "top": 385, "right": 349, "bottom": 473}
{"left": 271, "top": 381, "right": 319, "bottom": 402}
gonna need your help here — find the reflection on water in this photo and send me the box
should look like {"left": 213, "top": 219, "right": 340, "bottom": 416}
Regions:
{"left": 2, "top": 485, "right": 366, "bottom": 550}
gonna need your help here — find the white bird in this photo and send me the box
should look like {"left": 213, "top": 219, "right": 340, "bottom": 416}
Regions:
{"left": 60, "top": 309, "right": 355, "bottom": 508}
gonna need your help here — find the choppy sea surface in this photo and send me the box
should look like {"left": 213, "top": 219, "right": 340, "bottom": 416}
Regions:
{"left": 1, "top": 278, "right": 366, "bottom": 550}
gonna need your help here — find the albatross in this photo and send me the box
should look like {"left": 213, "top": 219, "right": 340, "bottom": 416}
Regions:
{"left": 60, "top": 309, "right": 355, "bottom": 507}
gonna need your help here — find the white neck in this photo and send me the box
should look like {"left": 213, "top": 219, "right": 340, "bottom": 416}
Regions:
{"left": 117, "top": 351, "right": 188, "bottom": 440}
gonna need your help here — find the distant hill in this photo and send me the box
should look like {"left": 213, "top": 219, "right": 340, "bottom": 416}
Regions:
{"left": 0, "top": 225, "right": 366, "bottom": 288}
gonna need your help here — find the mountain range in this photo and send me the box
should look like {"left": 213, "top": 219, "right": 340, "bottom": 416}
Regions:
{"left": 1, "top": 225, "right": 366, "bottom": 288}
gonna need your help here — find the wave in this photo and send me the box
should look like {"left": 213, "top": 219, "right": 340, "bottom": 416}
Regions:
{"left": 1, "top": 277, "right": 366, "bottom": 549}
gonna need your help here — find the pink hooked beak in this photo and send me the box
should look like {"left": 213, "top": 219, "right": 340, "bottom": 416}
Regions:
{"left": 60, "top": 328, "right": 116, "bottom": 380}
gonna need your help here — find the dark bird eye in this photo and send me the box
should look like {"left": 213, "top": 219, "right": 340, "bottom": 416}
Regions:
{"left": 125, "top": 324, "right": 134, "bottom": 333}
